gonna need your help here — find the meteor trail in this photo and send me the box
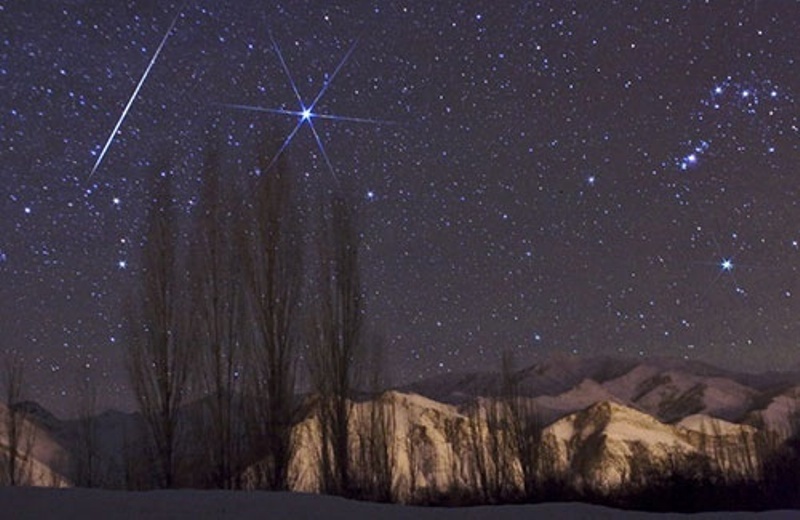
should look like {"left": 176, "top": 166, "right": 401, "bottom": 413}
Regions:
{"left": 88, "top": 3, "right": 185, "bottom": 179}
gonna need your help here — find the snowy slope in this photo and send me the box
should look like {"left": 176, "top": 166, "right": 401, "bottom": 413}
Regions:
{"left": 603, "top": 365, "right": 758, "bottom": 422}
{"left": 677, "top": 414, "right": 757, "bottom": 436}
{"left": 2, "top": 487, "right": 797, "bottom": 520}
{"left": 402, "top": 355, "right": 637, "bottom": 403}
{"left": 0, "top": 403, "right": 71, "bottom": 487}
{"left": 288, "top": 391, "right": 473, "bottom": 497}
{"left": 533, "top": 378, "right": 624, "bottom": 423}
{"left": 742, "top": 385, "right": 800, "bottom": 434}
{"left": 546, "top": 401, "right": 696, "bottom": 490}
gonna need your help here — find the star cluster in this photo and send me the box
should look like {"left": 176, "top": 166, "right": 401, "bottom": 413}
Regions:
{"left": 2, "top": 1, "right": 800, "bottom": 412}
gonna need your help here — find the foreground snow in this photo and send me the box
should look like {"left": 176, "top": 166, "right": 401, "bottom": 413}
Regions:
{"left": 0, "top": 488, "right": 797, "bottom": 520}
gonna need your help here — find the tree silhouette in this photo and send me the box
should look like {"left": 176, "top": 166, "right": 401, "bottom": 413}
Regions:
{"left": 126, "top": 166, "right": 191, "bottom": 488}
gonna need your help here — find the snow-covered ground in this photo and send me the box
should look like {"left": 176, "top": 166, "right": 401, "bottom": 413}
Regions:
{"left": 0, "top": 488, "right": 796, "bottom": 520}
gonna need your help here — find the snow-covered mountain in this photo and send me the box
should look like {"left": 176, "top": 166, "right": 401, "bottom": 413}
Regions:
{"left": 289, "top": 390, "right": 471, "bottom": 497}
{"left": 406, "top": 355, "right": 799, "bottom": 426}
{"left": 283, "top": 394, "right": 772, "bottom": 499}
{"left": 601, "top": 364, "right": 758, "bottom": 422}
{"left": 3, "top": 356, "right": 798, "bottom": 502}
{"left": 401, "top": 354, "right": 637, "bottom": 404}
{"left": 545, "top": 400, "right": 762, "bottom": 491}
{"left": 0, "top": 402, "right": 71, "bottom": 487}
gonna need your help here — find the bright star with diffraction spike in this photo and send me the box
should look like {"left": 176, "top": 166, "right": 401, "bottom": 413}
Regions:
{"left": 218, "top": 33, "right": 392, "bottom": 180}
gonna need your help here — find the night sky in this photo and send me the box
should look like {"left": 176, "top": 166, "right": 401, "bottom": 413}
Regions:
{"left": 3, "top": 1, "right": 800, "bottom": 413}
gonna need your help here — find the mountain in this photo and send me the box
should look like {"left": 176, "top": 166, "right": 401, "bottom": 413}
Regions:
{"left": 546, "top": 400, "right": 695, "bottom": 490}
{"left": 742, "top": 384, "right": 800, "bottom": 433}
{"left": 406, "top": 355, "right": 799, "bottom": 426}
{"left": 2, "top": 355, "right": 798, "bottom": 504}
{"left": 0, "top": 402, "right": 71, "bottom": 486}
{"left": 601, "top": 364, "right": 758, "bottom": 422}
{"left": 545, "top": 401, "right": 760, "bottom": 492}
{"left": 401, "top": 354, "right": 637, "bottom": 403}
{"left": 289, "top": 390, "right": 471, "bottom": 498}
{"left": 533, "top": 378, "right": 622, "bottom": 424}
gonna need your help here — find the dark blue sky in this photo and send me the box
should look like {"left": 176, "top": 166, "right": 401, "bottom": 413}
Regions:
{"left": 3, "top": 1, "right": 800, "bottom": 412}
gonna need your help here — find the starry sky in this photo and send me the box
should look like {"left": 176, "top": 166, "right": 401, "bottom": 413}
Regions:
{"left": 3, "top": 0, "right": 800, "bottom": 413}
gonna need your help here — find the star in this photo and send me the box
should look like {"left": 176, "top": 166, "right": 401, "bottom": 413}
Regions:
{"left": 677, "top": 140, "right": 710, "bottom": 171}
{"left": 218, "top": 33, "right": 392, "bottom": 180}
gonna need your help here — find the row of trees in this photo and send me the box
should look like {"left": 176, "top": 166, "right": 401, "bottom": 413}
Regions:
{"left": 125, "top": 143, "right": 370, "bottom": 492}
{"left": 4, "top": 338, "right": 800, "bottom": 510}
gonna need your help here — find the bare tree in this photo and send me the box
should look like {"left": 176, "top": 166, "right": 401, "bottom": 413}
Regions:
{"left": 502, "top": 351, "right": 546, "bottom": 500}
{"left": 465, "top": 354, "right": 534, "bottom": 503}
{"left": 752, "top": 404, "right": 800, "bottom": 508}
{"left": 405, "top": 423, "right": 419, "bottom": 501}
{"left": 465, "top": 404, "right": 488, "bottom": 501}
{"left": 309, "top": 195, "right": 364, "bottom": 496}
{"left": 191, "top": 144, "right": 245, "bottom": 489}
{"left": 240, "top": 161, "right": 304, "bottom": 490}
{"left": 126, "top": 169, "right": 192, "bottom": 488}
{"left": 353, "top": 339, "right": 396, "bottom": 501}
{"left": 466, "top": 397, "right": 513, "bottom": 503}
{"left": 0, "top": 352, "right": 34, "bottom": 486}
{"left": 74, "top": 371, "right": 100, "bottom": 487}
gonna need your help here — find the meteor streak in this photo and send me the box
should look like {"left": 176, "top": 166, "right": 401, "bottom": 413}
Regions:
{"left": 88, "top": 3, "right": 186, "bottom": 179}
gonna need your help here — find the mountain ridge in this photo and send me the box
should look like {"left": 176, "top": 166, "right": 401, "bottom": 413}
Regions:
{"left": 3, "top": 355, "right": 798, "bottom": 502}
